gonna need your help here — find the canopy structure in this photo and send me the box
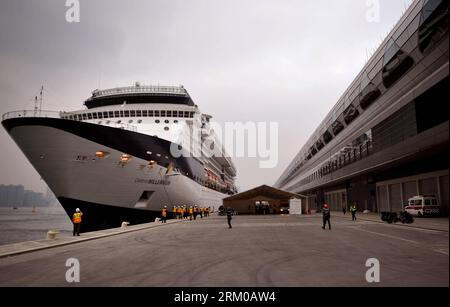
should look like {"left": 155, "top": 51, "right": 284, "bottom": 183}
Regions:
{"left": 222, "top": 185, "right": 308, "bottom": 215}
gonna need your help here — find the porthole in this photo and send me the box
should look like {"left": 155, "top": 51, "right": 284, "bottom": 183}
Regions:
{"left": 155, "top": 119, "right": 160, "bottom": 124}
{"left": 164, "top": 127, "right": 170, "bottom": 131}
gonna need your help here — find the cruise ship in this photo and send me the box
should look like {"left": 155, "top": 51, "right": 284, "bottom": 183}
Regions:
{"left": 2, "top": 84, "right": 237, "bottom": 231}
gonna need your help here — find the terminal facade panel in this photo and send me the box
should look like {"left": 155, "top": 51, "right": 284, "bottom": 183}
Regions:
{"left": 275, "top": 0, "right": 449, "bottom": 215}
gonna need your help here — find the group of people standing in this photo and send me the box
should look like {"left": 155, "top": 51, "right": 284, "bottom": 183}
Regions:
{"left": 160, "top": 205, "right": 211, "bottom": 223}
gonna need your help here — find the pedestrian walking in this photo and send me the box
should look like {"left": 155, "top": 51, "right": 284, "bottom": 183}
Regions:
{"left": 226, "top": 207, "right": 233, "bottom": 229}
{"left": 322, "top": 204, "right": 331, "bottom": 230}
{"left": 350, "top": 203, "right": 357, "bottom": 221}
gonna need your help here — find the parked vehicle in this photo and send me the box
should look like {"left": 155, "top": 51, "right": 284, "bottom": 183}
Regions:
{"left": 381, "top": 211, "right": 414, "bottom": 224}
{"left": 404, "top": 195, "right": 440, "bottom": 217}
{"left": 279, "top": 206, "right": 290, "bottom": 214}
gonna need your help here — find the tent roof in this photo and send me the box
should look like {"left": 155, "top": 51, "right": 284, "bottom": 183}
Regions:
{"left": 223, "top": 185, "right": 305, "bottom": 201}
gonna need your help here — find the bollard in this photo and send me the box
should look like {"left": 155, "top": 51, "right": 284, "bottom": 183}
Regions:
{"left": 46, "top": 230, "right": 60, "bottom": 240}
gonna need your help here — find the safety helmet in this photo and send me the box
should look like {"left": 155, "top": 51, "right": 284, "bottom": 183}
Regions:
{"left": 76, "top": 208, "right": 80, "bottom": 212}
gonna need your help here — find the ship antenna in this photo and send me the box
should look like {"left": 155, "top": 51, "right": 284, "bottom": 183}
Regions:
{"left": 34, "top": 96, "right": 38, "bottom": 116}
{"left": 39, "top": 86, "right": 44, "bottom": 113}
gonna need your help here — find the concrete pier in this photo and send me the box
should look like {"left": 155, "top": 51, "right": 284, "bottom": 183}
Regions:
{"left": 0, "top": 214, "right": 448, "bottom": 287}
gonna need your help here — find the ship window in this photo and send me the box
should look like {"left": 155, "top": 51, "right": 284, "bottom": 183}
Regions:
{"left": 155, "top": 110, "right": 160, "bottom": 117}
{"left": 167, "top": 110, "right": 172, "bottom": 117}
{"left": 87, "top": 113, "right": 92, "bottom": 120}
{"left": 164, "top": 120, "right": 169, "bottom": 124}
{"left": 128, "top": 120, "right": 133, "bottom": 124}
{"left": 138, "top": 120, "right": 142, "bottom": 124}
{"left": 190, "top": 112, "right": 194, "bottom": 118}
{"left": 155, "top": 119, "right": 160, "bottom": 123}
{"left": 136, "top": 110, "right": 142, "bottom": 117}
{"left": 124, "top": 111, "right": 130, "bottom": 117}
{"left": 174, "top": 120, "right": 179, "bottom": 123}
{"left": 119, "top": 110, "right": 123, "bottom": 117}
{"left": 114, "top": 111, "right": 120, "bottom": 117}
{"left": 96, "top": 113, "right": 102, "bottom": 119}
{"left": 149, "top": 110, "right": 154, "bottom": 117}
{"left": 142, "top": 110, "right": 148, "bottom": 117}
{"left": 103, "top": 112, "right": 108, "bottom": 119}
{"left": 117, "top": 120, "right": 121, "bottom": 124}
{"left": 98, "top": 121, "right": 102, "bottom": 124}
{"left": 130, "top": 110, "right": 136, "bottom": 117}
{"left": 164, "top": 127, "right": 170, "bottom": 131}
{"left": 161, "top": 110, "right": 166, "bottom": 117}
{"left": 106, "top": 120, "right": 110, "bottom": 124}
{"left": 82, "top": 114, "right": 87, "bottom": 120}
{"left": 109, "top": 111, "right": 114, "bottom": 118}
{"left": 92, "top": 113, "right": 97, "bottom": 119}
{"left": 184, "top": 111, "right": 189, "bottom": 117}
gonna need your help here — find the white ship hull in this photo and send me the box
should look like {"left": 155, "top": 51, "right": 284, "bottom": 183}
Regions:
{"left": 3, "top": 117, "right": 227, "bottom": 231}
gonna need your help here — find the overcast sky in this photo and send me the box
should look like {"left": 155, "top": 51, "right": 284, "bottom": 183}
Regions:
{"left": 0, "top": 0, "right": 410, "bottom": 193}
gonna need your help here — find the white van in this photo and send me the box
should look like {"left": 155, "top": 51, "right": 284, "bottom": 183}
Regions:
{"left": 404, "top": 195, "right": 440, "bottom": 217}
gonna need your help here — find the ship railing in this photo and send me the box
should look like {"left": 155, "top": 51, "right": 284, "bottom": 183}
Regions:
{"left": 1, "top": 110, "right": 138, "bottom": 132}
{"left": 1, "top": 110, "right": 63, "bottom": 121}
{"left": 92, "top": 85, "right": 187, "bottom": 98}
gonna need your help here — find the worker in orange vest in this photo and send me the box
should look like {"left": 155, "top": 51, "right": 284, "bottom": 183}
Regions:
{"left": 72, "top": 208, "right": 83, "bottom": 236}
{"left": 189, "top": 206, "right": 194, "bottom": 221}
{"left": 172, "top": 206, "right": 177, "bottom": 219}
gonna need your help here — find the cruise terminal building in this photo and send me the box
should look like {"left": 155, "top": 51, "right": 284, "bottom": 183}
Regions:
{"left": 275, "top": 0, "right": 449, "bottom": 215}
